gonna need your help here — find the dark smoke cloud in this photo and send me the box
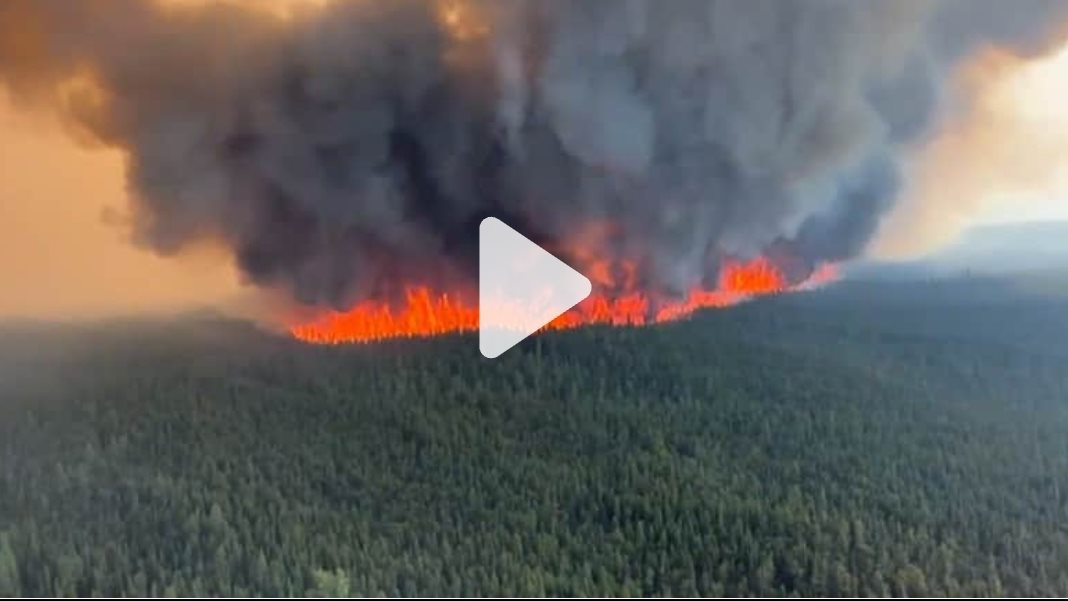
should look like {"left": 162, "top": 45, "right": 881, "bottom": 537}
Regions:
{"left": 2, "top": 0, "right": 1067, "bottom": 308}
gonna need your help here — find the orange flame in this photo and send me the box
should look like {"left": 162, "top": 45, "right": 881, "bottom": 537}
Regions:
{"left": 289, "top": 257, "right": 839, "bottom": 344}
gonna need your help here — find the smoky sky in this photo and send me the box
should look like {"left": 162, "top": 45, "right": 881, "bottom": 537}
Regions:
{"left": 1, "top": 0, "right": 1067, "bottom": 308}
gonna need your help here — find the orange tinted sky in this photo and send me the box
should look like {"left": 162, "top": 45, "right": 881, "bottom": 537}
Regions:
{"left": 0, "top": 93, "right": 241, "bottom": 320}
{"left": 873, "top": 40, "right": 1068, "bottom": 258}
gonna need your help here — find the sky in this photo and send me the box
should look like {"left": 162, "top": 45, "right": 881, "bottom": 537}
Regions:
{"left": 1, "top": 0, "right": 1067, "bottom": 320}
{"left": 870, "top": 38, "right": 1068, "bottom": 258}
{"left": 979, "top": 197, "right": 1068, "bottom": 225}
{"left": 967, "top": 42, "right": 1068, "bottom": 225}
{"left": 2, "top": 46, "right": 1067, "bottom": 319}
{"left": 0, "top": 92, "right": 242, "bottom": 320}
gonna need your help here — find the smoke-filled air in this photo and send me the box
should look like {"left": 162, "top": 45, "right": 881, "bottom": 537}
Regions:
{"left": 2, "top": 0, "right": 1068, "bottom": 340}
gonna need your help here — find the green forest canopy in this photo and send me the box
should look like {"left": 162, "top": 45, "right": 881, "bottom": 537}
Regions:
{"left": 1, "top": 277, "right": 1067, "bottom": 596}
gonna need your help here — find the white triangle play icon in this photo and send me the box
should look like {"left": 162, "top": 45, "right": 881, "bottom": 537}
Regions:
{"left": 479, "top": 217, "right": 592, "bottom": 358}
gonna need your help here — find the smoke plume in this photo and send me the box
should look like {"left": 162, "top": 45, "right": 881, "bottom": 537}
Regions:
{"left": 2, "top": 0, "right": 1067, "bottom": 309}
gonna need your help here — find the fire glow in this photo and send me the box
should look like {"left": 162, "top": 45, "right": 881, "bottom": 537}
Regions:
{"left": 289, "top": 258, "right": 839, "bottom": 345}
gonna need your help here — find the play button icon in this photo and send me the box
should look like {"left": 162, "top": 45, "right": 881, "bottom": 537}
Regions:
{"left": 479, "top": 217, "right": 592, "bottom": 358}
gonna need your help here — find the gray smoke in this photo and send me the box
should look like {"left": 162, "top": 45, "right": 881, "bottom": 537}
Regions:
{"left": 2, "top": 0, "right": 1067, "bottom": 308}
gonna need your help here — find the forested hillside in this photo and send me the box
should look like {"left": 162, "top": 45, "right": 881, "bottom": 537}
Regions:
{"left": 2, "top": 278, "right": 1068, "bottom": 596}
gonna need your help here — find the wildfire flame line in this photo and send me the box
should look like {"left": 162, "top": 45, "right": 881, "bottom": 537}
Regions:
{"left": 289, "top": 257, "right": 839, "bottom": 345}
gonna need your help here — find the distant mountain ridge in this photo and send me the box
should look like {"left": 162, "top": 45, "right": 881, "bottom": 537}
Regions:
{"left": 850, "top": 221, "right": 1068, "bottom": 280}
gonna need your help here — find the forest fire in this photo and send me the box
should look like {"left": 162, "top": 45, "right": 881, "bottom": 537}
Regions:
{"left": 289, "top": 257, "right": 839, "bottom": 344}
